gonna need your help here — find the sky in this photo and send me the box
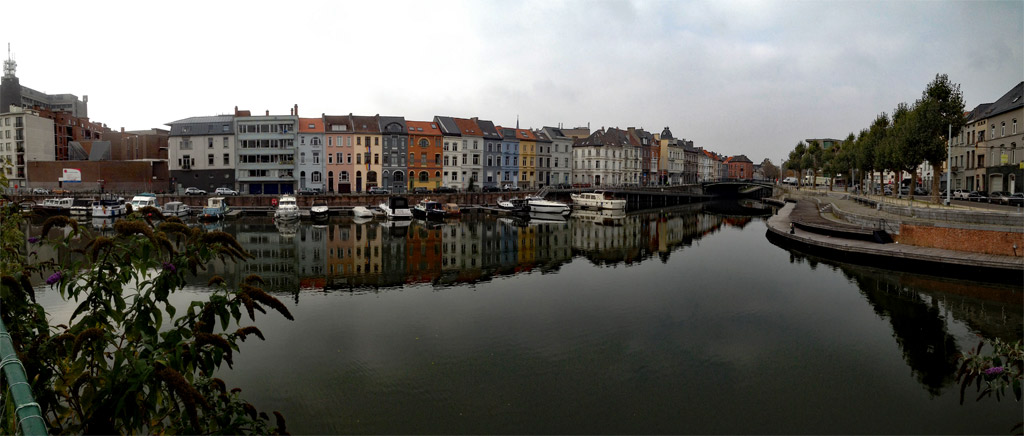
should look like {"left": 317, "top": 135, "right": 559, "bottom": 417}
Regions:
{"left": 3, "top": 0, "right": 1022, "bottom": 164}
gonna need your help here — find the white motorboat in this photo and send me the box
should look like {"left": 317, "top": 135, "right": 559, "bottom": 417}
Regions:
{"left": 571, "top": 191, "right": 626, "bottom": 210}
{"left": 378, "top": 197, "right": 413, "bottom": 220}
{"left": 497, "top": 198, "right": 515, "bottom": 209}
{"left": 34, "top": 197, "right": 74, "bottom": 216}
{"left": 413, "top": 199, "right": 446, "bottom": 220}
{"left": 310, "top": 199, "right": 330, "bottom": 221}
{"left": 352, "top": 206, "right": 375, "bottom": 218}
{"left": 130, "top": 193, "right": 159, "bottom": 211}
{"left": 92, "top": 195, "right": 126, "bottom": 218}
{"left": 274, "top": 194, "right": 300, "bottom": 221}
{"left": 161, "top": 201, "right": 191, "bottom": 218}
{"left": 527, "top": 196, "right": 571, "bottom": 216}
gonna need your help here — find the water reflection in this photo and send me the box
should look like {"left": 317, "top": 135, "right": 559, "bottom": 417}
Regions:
{"left": 785, "top": 250, "right": 1023, "bottom": 395}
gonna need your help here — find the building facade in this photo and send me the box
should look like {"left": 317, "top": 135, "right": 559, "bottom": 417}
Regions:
{"left": 379, "top": 116, "right": 408, "bottom": 192}
{"left": 406, "top": 120, "right": 444, "bottom": 191}
{"left": 297, "top": 117, "right": 326, "bottom": 193}
{"left": 235, "top": 110, "right": 297, "bottom": 195}
{"left": 167, "top": 115, "right": 236, "bottom": 194}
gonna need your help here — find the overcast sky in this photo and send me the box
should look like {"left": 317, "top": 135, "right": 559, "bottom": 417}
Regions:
{"left": 4, "top": 0, "right": 1022, "bottom": 163}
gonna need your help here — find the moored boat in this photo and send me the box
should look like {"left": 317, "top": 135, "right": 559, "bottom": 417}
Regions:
{"left": 34, "top": 197, "right": 74, "bottom": 216}
{"left": 310, "top": 199, "right": 330, "bottom": 222}
{"left": 379, "top": 197, "right": 413, "bottom": 220}
{"left": 129, "top": 193, "right": 159, "bottom": 212}
{"left": 443, "top": 203, "right": 461, "bottom": 216}
{"left": 70, "top": 198, "right": 93, "bottom": 217}
{"left": 352, "top": 206, "right": 375, "bottom": 218}
{"left": 274, "top": 194, "right": 299, "bottom": 221}
{"left": 526, "top": 196, "right": 571, "bottom": 216}
{"left": 570, "top": 191, "right": 626, "bottom": 210}
{"left": 199, "top": 197, "right": 229, "bottom": 221}
{"left": 161, "top": 201, "right": 191, "bottom": 218}
{"left": 413, "top": 199, "right": 446, "bottom": 219}
{"left": 92, "top": 195, "right": 127, "bottom": 218}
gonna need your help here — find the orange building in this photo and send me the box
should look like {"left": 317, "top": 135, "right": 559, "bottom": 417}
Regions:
{"left": 405, "top": 120, "right": 444, "bottom": 190}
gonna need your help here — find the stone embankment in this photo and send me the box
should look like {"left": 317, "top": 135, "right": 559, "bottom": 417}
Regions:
{"left": 766, "top": 190, "right": 1023, "bottom": 284}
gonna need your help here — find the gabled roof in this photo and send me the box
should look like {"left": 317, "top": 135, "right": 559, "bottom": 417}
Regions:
{"left": 351, "top": 115, "right": 380, "bottom": 133}
{"left": 574, "top": 127, "right": 630, "bottom": 147}
{"left": 433, "top": 116, "right": 460, "bottom": 136}
{"left": 495, "top": 126, "right": 520, "bottom": 141}
{"left": 475, "top": 119, "right": 501, "bottom": 139}
{"left": 165, "top": 115, "right": 236, "bottom": 136}
{"left": 298, "top": 117, "right": 324, "bottom": 133}
{"left": 978, "top": 81, "right": 1024, "bottom": 120}
{"left": 323, "top": 114, "right": 354, "bottom": 133}
{"left": 533, "top": 130, "right": 552, "bottom": 143}
{"left": 405, "top": 120, "right": 443, "bottom": 136}
{"left": 453, "top": 117, "right": 482, "bottom": 137}
{"left": 965, "top": 103, "right": 992, "bottom": 123}
{"left": 516, "top": 128, "right": 537, "bottom": 141}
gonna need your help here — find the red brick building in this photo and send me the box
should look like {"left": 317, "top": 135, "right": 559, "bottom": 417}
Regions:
{"left": 726, "top": 154, "right": 754, "bottom": 180}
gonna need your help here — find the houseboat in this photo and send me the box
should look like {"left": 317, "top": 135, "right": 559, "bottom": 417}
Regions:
{"left": 274, "top": 194, "right": 300, "bottom": 221}
{"left": 198, "top": 197, "right": 229, "bottom": 221}
{"left": 378, "top": 196, "right": 413, "bottom": 220}
{"left": 92, "top": 195, "right": 127, "bottom": 218}
{"left": 413, "top": 199, "right": 446, "bottom": 220}
{"left": 570, "top": 191, "right": 626, "bottom": 210}
{"left": 161, "top": 201, "right": 191, "bottom": 218}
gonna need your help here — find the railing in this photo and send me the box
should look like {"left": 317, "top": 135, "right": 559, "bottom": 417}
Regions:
{"left": 1, "top": 319, "right": 47, "bottom": 435}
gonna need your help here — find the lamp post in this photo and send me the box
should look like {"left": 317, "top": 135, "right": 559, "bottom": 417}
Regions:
{"left": 945, "top": 124, "right": 951, "bottom": 206}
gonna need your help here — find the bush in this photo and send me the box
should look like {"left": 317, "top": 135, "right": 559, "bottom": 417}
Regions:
{"left": 0, "top": 179, "right": 292, "bottom": 434}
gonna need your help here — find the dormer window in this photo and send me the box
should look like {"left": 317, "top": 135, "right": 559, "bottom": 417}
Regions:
{"left": 308, "top": 124, "right": 315, "bottom": 129}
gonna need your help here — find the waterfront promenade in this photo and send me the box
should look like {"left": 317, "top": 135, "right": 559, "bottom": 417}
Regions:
{"left": 766, "top": 189, "right": 1024, "bottom": 283}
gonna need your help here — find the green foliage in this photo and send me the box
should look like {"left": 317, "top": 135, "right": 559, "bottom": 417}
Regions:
{"left": 0, "top": 206, "right": 293, "bottom": 434}
{"left": 956, "top": 338, "right": 1024, "bottom": 404}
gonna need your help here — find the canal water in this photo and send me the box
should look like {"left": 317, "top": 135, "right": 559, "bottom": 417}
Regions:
{"left": 33, "top": 203, "right": 1023, "bottom": 434}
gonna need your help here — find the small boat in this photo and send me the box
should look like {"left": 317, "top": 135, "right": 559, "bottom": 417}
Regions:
{"left": 70, "top": 198, "right": 93, "bottom": 217}
{"left": 352, "top": 206, "right": 375, "bottom": 218}
{"left": 34, "top": 197, "right": 74, "bottom": 216}
{"left": 310, "top": 199, "right": 330, "bottom": 222}
{"left": 92, "top": 195, "right": 127, "bottom": 218}
{"left": 199, "top": 197, "right": 230, "bottom": 221}
{"left": 570, "top": 191, "right": 626, "bottom": 210}
{"left": 274, "top": 194, "right": 300, "bottom": 221}
{"left": 378, "top": 196, "right": 413, "bottom": 220}
{"left": 443, "top": 203, "right": 461, "bottom": 216}
{"left": 130, "top": 193, "right": 159, "bottom": 212}
{"left": 413, "top": 199, "right": 446, "bottom": 219}
{"left": 528, "top": 211, "right": 569, "bottom": 223}
{"left": 497, "top": 198, "right": 515, "bottom": 209}
{"left": 527, "top": 196, "right": 571, "bottom": 216}
{"left": 161, "top": 201, "right": 191, "bottom": 218}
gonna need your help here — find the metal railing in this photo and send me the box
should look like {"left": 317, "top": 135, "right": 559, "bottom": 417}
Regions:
{"left": 0, "top": 319, "right": 46, "bottom": 435}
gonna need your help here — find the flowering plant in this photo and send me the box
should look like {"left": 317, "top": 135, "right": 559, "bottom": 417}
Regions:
{"left": 956, "top": 337, "right": 1023, "bottom": 404}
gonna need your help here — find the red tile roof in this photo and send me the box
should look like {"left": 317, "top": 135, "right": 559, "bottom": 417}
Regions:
{"left": 298, "top": 118, "right": 324, "bottom": 133}
{"left": 453, "top": 118, "right": 482, "bottom": 136}
{"left": 406, "top": 120, "right": 443, "bottom": 136}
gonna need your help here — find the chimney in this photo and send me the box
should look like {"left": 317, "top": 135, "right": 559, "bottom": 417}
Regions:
{"left": 265, "top": 110, "right": 269, "bottom": 116}
{"left": 294, "top": 104, "right": 298, "bottom": 117}
{"left": 121, "top": 127, "right": 125, "bottom": 133}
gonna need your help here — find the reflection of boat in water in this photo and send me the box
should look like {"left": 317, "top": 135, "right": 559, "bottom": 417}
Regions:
{"left": 572, "top": 208, "right": 626, "bottom": 225}
{"left": 570, "top": 191, "right": 626, "bottom": 210}
{"left": 91, "top": 216, "right": 118, "bottom": 231}
{"left": 275, "top": 218, "right": 298, "bottom": 236}
{"left": 442, "top": 203, "right": 461, "bottom": 216}
{"left": 352, "top": 215, "right": 374, "bottom": 225}
{"left": 528, "top": 211, "right": 569, "bottom": 223}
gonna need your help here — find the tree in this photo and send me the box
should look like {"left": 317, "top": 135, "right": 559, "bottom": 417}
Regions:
{"left": 761, "top": 159, "right": 780, "bottom": 182}
{"left": 0, "top": 187, "right": 291, "bottom": 434}
{"left": 917, "top": 74, "right": 966, "bottom": 200}
{"left": 787, "top": 141, "right": 807, "bottom": 187}
{"left": 830, "top": 133, "right": 857, "bottom": 191}
{"left": 865, "top": 113, "right": 891, "bottom": 193}
{"left": 804, "top": 140, "right": 823, "bottom": 188}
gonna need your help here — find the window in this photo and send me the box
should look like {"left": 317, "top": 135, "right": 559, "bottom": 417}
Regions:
{"left": 208, "top": 154, "right": 214, "bottom": 165}
{"left": 357, "top": 137, "right": 361, "bottom": 146}
{"left": 357, "top": 154, "right": 362, "bottom": 164}
{"left": 420, "top": 138, "right": 429, "bottom": 147}
{"left": 473, "top": 154, "right": 479, "bottom": 165}
{"left": 223, "top": 137, "right": 229, "bottom": 148}
{"left": 435, "top": 153, "right": 441, "bottom": 164}
{"left": 313, "top": 152, "right": 320, "bottom": 164}
{"left": 1014, "top": 119, "right": 1018, "bottom": 134}
{"left": 340, "top": 171, "right": 349, "bottom": 181}
{"left": 208, "top": 138, "right": 214, "bottom": 148}
{"left": 301, "top": 152, "right": 306, "bottom": 164}
{"left": 419, "top": 171, "right": 429, "bottom": 182}
{"left": 374, "top": 137, "right": 379, "bottom": 146}
{"left": 1002, "top": 122, "right": 1006, "bottom": 137}
{"left": 327, "top": 153, "right": 333, "bottom": 164}
{"left": 328, "top": 136, "right": 332, "bottom": 146}
{"left": 374, "top": 153, "right": 379, "bottom": 164}
{"left": 224, "top": 154, "right": 230, "bottom": 165}
{"left": 336, "top": 152, "right": 342, "bottom": 163}
{"left": 346, "top": 153, "right": 351, "bottom": 163}
{"left": 312, "top": 171, "right": 322, "bottom": 182}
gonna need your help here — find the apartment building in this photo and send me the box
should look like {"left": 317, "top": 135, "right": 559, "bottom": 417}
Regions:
{"left": 379, "top": 116, "right": 408, "bottom": 192}
{"left": 323, "top": 114, "right": 355, "bottom": 193}
{"left": 297, "top": 117, "right": 326, "bottom": 193}
{"left": 235, "top": 110, "right": 298, "bottom": 195}
{"left": 167, "top": 115, "right": 236, "bottom": 193}
{"left": 406, "top": 120, "right": 444, "bottom": 190}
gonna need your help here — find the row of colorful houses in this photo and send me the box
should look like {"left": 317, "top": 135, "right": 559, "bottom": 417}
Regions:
{"left": 165, "top": 106, "right": 756, "bottom": 195}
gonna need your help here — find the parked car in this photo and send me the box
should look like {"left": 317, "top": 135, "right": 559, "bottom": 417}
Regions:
{"left": 185, "top": 187, "right": 206, "bottom": 195}
{"left": 434, "top": 186, "right": 457, "bottom": 194}
{"left": 952, "top": 189, "right": 968, "bottom": 200}
{"left": 1008, "top": 192, "right": 1024, "bottom": 207}
{"left": 966, "top": 191, "right": 987, "bottom": 202}
{"left": 482, "top": 186, "right": 502, "bottom": 192}
{"left": 987, "top": 191, "right": 1012, "bottom": 205}
{"left": 501, "top": 185, "right": 520, "bottom": 192}
{"left": 883, "top": 185, "right": 893, "bottom": 196}
{"left": 412, "top": 187, "right": 430, "bottom": 194}
{"left": 782, "top": 177, "right": 798, "bottom": 185}
{"left": 32, "top": 188, "right": 49, "bottom": 195}
{"left": 297, "top": 187, "right": 321, "bottom": 195}
{"left": 215, "top": 187, "right": 238, "bottom": 196}
{"left": 367, "top": 187, "right": 390, "bottom": 194}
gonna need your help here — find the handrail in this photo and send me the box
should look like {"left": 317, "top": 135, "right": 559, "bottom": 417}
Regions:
{"left": 0, "top": 320, "right": 46, "bottom": 435}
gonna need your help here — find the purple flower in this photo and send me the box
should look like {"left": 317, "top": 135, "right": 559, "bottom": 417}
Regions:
{"left": 28, "top": 237, "right": 39, "bottom": 244}
{"left": 984, "top": 366, "right": 1004, "bottom": 375}
{"left": 162, "top": 262, "right": 176, "bottom": 273}
{"left": 46, "top": 271, "right": 62, "bottom": 285}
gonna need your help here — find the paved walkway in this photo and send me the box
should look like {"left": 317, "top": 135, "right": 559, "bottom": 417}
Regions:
{"left": 766, "top": 201, "right": 1024, "bottom": 272}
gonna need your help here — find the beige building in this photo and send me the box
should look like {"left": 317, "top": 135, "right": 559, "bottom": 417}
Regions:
{"left": 0, "top": 106, "right": 54, "bottom": 190}
{"left": 950, "top": 82, "right": 1023, "bottom": 193}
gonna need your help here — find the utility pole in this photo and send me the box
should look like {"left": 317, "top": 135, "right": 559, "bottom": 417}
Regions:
{"left": 945, "top": 124, "right": 951, "bottom": 206}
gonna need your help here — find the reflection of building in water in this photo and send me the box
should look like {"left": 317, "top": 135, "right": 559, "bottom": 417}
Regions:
{"left": 530, "top": 220, "right": 572, "bottom": 272}
{"left": 235, "top": 218, "right": 299, "bottom": 292}
{"left": 297, "top": 225, "right": 326, "bottom": 290}
{"left": 573, "top": 206, "right": 722, "bottom": 265}
{"left": 440, "top": 220, "right": 484, "bottom": 284}
{"left": 405, "top": 221, "right": 442, "bottom": 284}
{"left": 379, "top": 225, "right": 408, "bottom": 287}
